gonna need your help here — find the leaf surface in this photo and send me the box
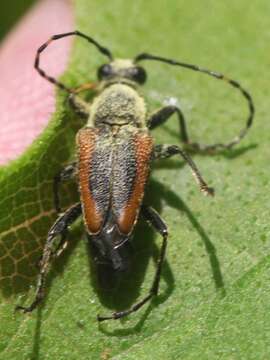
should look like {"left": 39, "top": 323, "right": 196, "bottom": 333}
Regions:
{"left": 0, "top": 0, "right": 268, "bottom": 359}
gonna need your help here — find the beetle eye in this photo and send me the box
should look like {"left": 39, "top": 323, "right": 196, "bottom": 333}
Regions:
{"left": 131, "top": 66, "right": 147, "bottom": 84}
{"left": 97, "top": 64, "right": 113, "bottom": 80}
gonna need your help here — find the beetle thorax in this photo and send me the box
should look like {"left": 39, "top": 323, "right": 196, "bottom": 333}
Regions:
{"left": 89, "top": 83, "right": 147, "bottom": 127}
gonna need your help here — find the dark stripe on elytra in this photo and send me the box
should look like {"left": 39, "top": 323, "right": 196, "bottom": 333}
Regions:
{"left": 88, "top": 130, "right": 112, "bottom": 219}
{"left": 112, "top": 133, "right": 137, "bottom": 218}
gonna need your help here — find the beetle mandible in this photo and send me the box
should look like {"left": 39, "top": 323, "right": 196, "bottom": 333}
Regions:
{"left": 16, "top": 31, "right": 254, "bottom": 321}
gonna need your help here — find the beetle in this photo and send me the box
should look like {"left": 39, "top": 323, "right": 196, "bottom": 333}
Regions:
{"left": 16, "top": 31, "right": 254, "bottom": 321}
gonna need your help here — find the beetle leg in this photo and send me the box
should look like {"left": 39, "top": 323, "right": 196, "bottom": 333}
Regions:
{"left": 35, "top": 228, "right": 68, "bottom": 270}
{"left": 68, "top": 93, "right": 91, "bottom": 118}
{"left": 147, "top": 105, "right": 189, "bottom": 143}
{"left": 97, "top": 206, "right": 167, "bottom": 321}
{"left": 51, "top": 229, "right": 69, "bottom": 258}
{"left": 141, "top": 206, "right": 168, "bottom": 295}
{"left": 53, "top": 162, "right": 77, "bottom": 213}
{"left": 72, "top": 82, "right": 97, "bottom": 94}
{"left": 15, "top": 203, "right": 82, "bottom": 313}
{"left": 148, "top": 105, "right": 250, "bottom": 153}
{"left": 153, "top": 144, "right": 214, "bottom": 196}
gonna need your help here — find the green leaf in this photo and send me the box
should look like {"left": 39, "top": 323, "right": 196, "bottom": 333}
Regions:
{"left": 0, "top": 0, "right": 268, "bottom": 359}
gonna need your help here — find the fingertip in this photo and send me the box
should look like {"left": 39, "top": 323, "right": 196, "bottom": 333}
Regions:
{"left": 0, "top": 0, "right": 74, "bottom": 165}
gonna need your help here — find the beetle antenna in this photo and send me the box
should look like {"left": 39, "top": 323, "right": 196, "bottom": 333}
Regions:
{"left": 35, "top": 31, "right": 113, "bottom": 93}
{"left": 135, "top": 53, "right": 255, "bottom": 151}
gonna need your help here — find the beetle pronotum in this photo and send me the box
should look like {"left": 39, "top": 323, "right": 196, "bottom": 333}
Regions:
{"left": 16, "top": 31, "right": 254, "bottom": 321}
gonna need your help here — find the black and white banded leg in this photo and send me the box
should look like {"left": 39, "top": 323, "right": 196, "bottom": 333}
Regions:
{"left": 16, "top": 203, "right": 82, "bottom": 313}
{"left": 153, "top": 144, "right": 214, "bottom": 196}
{"left": 68, "top": 93, "right": 90, "bottom": 118}
{"left": 148, "top": 105, "right": 189, "bottom": 143}
{"left": 97, "top": 205, "right": 168, "bottom": 321}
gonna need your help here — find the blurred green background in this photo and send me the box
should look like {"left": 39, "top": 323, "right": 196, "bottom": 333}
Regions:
{"left": 0, "top": 0, "right": 36, "bottom": 40}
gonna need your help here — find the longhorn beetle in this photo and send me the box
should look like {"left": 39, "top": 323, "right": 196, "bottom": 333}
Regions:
{"left": 16, "top": 31, "right": 254, "bottom": 321}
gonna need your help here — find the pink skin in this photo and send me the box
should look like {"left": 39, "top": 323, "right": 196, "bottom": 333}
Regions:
{"left": 0, "top": 0, "right": 74, "bottom": 165}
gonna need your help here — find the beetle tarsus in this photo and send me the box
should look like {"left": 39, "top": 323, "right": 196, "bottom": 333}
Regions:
{"left": 97, "top": 293, "right": 154, "bottom": 321}
{"left": 15, "top": 299, "right": 41, "bottom": 314}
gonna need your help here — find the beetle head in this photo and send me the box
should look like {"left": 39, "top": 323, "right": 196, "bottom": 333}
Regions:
{"left": 97, "top": 59, "right": 147, "bottom": 85}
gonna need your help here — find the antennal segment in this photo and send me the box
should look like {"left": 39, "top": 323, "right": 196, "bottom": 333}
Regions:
{"left": 135, "top": 52, "right": 255, "bottom": 152}
{"left": 35, "top": 31, "right": 113, "bottom": 93}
